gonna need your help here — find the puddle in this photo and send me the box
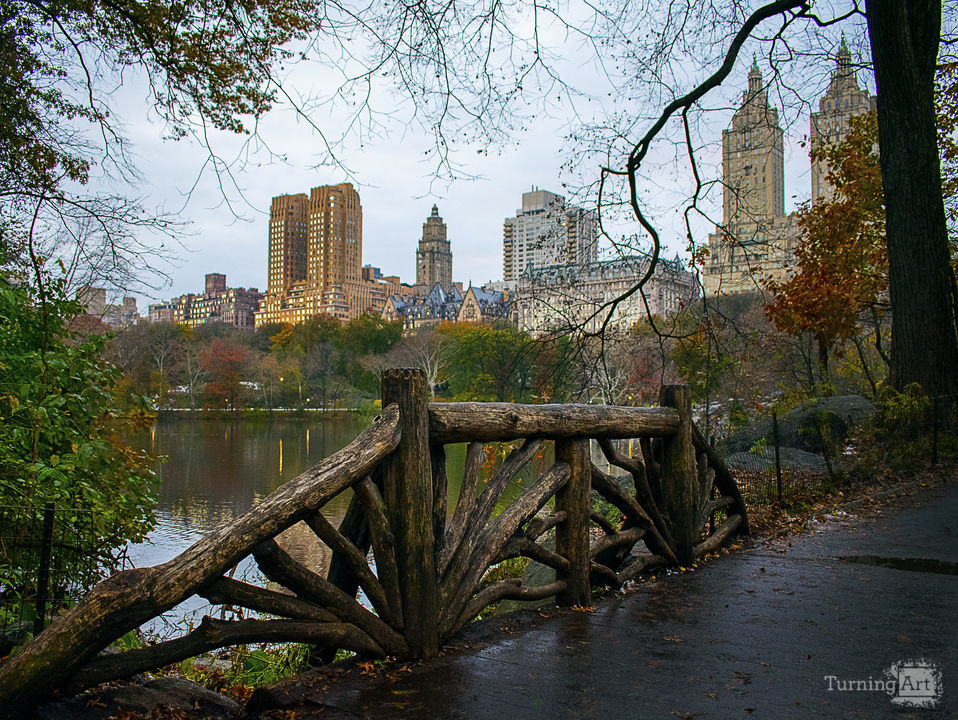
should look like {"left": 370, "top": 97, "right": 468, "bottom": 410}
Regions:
{"left": 838, "top": 555, "right": 958, "bottom": 576}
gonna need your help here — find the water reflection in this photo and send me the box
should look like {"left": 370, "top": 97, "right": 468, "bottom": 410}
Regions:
{"left": 130, "top": 416, "right": 366, "bottom": 568}
{"left": 128, "top": 416, "right": 549, "bottom": 632}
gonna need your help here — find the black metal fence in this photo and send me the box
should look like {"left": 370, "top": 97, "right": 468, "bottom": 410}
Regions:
{"left": 0, "top": 505, "right": 103, "bottom": 654}
{"left": 706, "top": 393, "right": 958, "bottom": 510}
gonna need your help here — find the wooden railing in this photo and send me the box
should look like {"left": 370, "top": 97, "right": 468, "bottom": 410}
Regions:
{"left": 0, "top": 368, "right": 748, "bottom": 712}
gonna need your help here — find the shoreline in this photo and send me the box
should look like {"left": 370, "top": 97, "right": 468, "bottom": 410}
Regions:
{"left": 154, "top": 407, "right": 365, "bottom": 420}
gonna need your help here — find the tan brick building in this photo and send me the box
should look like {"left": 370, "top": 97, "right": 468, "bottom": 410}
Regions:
{"left": 702, "top": 58, "right": 798, "bottom": 295}
{"left": 256, "top": 184, "right": 397, "bottom": 327}
{"left": 416, "top": 205, "right": 453, "bottom": 289}
{"left": 703, "top": 46, "right": 872, "bottom": 296}
{"left": 809, "top": 39, "right": 876, "bottom": 203}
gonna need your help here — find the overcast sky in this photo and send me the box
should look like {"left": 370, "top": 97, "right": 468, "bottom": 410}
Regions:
{"left": 117, "top": 17, "right": 862, "bottom": 312}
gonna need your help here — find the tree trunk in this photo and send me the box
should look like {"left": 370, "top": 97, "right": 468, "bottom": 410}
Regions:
{"left": 867, "top": 0, "right": 958, "bottom": 394}
{"left": 816, "top": 335, "right": 831, "bottom": 397}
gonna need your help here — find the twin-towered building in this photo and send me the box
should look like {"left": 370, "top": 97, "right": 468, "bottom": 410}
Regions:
{"left": 702, "top": 42, "right": 876, "bottom": 295}
{"left": 254, "top": 183, "right": 401, "bottom": 327}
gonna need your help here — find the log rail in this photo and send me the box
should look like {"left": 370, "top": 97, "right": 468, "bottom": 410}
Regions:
{"left": 0, "top": 370, "right": 748, "bottom": 714}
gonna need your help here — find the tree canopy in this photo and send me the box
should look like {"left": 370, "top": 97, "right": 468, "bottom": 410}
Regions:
{"left": 765, "top": 112, "right": 886, "bottom": 388}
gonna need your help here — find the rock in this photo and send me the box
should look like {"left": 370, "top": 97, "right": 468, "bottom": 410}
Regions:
{"left": 34, "top": 677, "right": 240, "bottom": 720}
{"left": 726, "top": 447, "right": 829, "bottom": 475}
{"left": 0, "top": 620, "right": 33, "bottom": 658}
{"left": 720, "top": 395, "right": 875, "bottom": 454}
{"left": 780, "top": 395, "right": 875, "bottom": 451}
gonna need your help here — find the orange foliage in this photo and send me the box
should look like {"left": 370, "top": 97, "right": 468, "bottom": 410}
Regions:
{"left": 766, "top": 112, "right": 886, "bottom": 353}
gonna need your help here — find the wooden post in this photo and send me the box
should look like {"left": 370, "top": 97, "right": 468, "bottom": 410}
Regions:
{"left": 381, "top": 368, "right": 439, "bottom": 658}
{"left": 659, "top": 385, "right": 696, "bottom": 566}
{"left": 554, "top": 438, "right": 591, "bottom": 606}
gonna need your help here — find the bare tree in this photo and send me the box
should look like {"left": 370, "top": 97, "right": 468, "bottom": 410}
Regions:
{"left": 388, "top": 328, "right": 447, "bottom": 398}
{"left": 583, "top": 1, "right": 958, "bottom": 394}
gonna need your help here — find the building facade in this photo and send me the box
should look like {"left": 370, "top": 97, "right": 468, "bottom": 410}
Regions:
{"left": 416, "top": 205, "right": 453, "bottom": 289}
{"left": 382, "top": 283, "right": 463, "bottom": 331}
{"left": 516, "top": 254, "right": 695, "bottom": 336}
{"left": 503, "top": 189, "right": 597, "bottom": 282}
{"left": 256, "top": 183, "right": 397, "bottom": 327}
{"left": 382, "top": 282, "right": 511, "bottom": 332}
{"left": 809, "top": 39, "right": 877, "bottom": 203}
{"left": 76, "top": 286, "right": 139, "bottom": 329}
{"left": 148, "top": 274, "right": 263, "bottom": 329}
{"left": 702, "top": 45, "right": 871, "bottom": 296}
{"left": 702, "top": 59, "right": 799, "bottom": 296}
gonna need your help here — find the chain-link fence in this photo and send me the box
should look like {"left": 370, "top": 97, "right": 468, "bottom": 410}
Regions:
{"left": 0, "top": 505, "right": 106, "bottom": 655}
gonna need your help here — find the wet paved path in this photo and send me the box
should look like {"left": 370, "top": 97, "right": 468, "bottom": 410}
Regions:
{"left": 246, "top": 481, "right": 958, "bottom": 719}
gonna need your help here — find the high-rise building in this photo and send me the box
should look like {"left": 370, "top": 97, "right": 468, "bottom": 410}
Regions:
{"left": 809, "top": 39, "right": 876, "bottom": 203}
{"left": 307, "top": 184, "right": 363, "bottom": 289}
{"left": 416, "top": 205, "right": 453, "bottom": 288}
{"left": 267, "top": 193, "right": 308, "bottom": 294}
{"left": 257, "top": 183, "right": 400, "bottom": 327}
{"left": 703, "top": 59, "right": 799, "bottom": 295}
{"left": 722, "top": 59, "right": 786, "bottom": 226}
{"left": 502, "top": 189, "right": 597, "bottom": 282}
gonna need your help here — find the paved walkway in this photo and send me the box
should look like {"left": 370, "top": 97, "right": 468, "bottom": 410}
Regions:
{"left": 245, "top": 481, "right": 958, "bottom": 719}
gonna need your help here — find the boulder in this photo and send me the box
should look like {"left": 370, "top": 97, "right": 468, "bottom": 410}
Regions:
{"left": 726, "top": 447, "right": 829, "bottom": 475}
{"left": 720, "top": 395, "right": 875, "bottom": 454}
{"left": 780, "top": 395, "right": 876, "bottom": 451}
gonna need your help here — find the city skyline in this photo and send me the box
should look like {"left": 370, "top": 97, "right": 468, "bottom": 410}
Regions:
{"left": 125, "top": 53, "right": 858, "bottom": 314}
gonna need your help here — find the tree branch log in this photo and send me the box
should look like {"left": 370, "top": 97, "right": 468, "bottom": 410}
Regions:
{"left": 589, "top": 527, "right": 646, "bottom": 559}
{"left": 0, "top": 405, "right": 402, "bottom": 710}
{"left": 68, "top": 618, "right": 384, "bottom": 692}
{"left": 692, "top": 426, "right": 750, "bottom": 535}
{"left": 591, "top": 465, "right": 678, "bottom": 566}
{"left": 617, "top": 554, "right": 668, "bottom": 584}
{"left": 598, "top": 438, "right": 675, "bottom": 550}
{"left": 354, "top": 476, "right": 404, "bottom": 632}
{"left": 440, "top": 461, "right": 570, "bottom": 638}
{"left": 694, "top": 514, "right": 743, "bottom": 559}
{"left": 252, "top": 539, "right": 405, "bottom": 656}
{"left": 438, "top": 441, "right": 484, "bottom": 575}
{"left": 526, "top": 511, "right": 566, "bottom": 540}
{"left": 451, "top": 579, "right": 567, "bottom": 634}
{"left": 429, "top": 403, "right": 680, "bottom": 443}
{"left": 590, "top": 510, "right": 618, "bottom": 535}
{"left": 302, "top": 509, "right": 394, "bottom": 627}
{"left": 590, "top": 560, "right": 622, "bottom": 586}
{"left": 198, "top": 576, "right": 337, "bottom": 623}
{"left": 440, "top": 438, "right": 542, "bottom": 593}
{"left": 497, "top": 536, "right": 570, "bottom": 574}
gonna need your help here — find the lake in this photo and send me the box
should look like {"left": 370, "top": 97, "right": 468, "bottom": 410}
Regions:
{"left": 128, "top": 413, "right": 538, "bottom": 633}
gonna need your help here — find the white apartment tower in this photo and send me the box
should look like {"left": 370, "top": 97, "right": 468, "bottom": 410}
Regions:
{"left": 502, "top": 189, "right": 597, "bottom": 282}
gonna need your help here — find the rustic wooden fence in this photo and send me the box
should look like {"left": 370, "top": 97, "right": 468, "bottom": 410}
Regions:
{"left": 0, "top": 369, "right": 748, "bottom": 712}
